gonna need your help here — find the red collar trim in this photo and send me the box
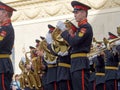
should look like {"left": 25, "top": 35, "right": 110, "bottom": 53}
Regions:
{"left": 78, "top": 19, "right": 87, "bottom": 26}
{"left": 1, "top": 19, "right": 11, "bottom": 26}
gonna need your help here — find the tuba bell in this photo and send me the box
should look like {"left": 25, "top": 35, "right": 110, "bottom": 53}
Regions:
{"left": 51, "top": 19, "right": 76, "bottom": 54}
{"left": 117, "top": 26, "right": 120, "bottom": 36}
{"left": 39, "top": 39, "right": 57, "bottom": 64}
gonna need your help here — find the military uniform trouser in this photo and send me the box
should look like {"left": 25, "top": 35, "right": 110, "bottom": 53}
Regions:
{"left": 118, "top": 80, "right": 120, "bottom": 90}
{"left": 45, "top": 82, "right": 57, "bottom": 90}
{"left": 96, "top": 83, "right": 105, "bottom": 90}
{"left": 24, "top": 87, "right": 36, "bottom": 90}
{"left": 57, "top": 80, "right": 72, "bottom": 90}
{"left": 0, "top": 73, "right": 13, "bottom": 90}
{"left": 42, "top": 85, "right": 47, "bottom": 90}
{"left": 88, "top": 81, "right": 95, "bottom": 90}
{"left": 106, "top": 79, "right": 118, "bottom": 90}
{"left": 71, "top": 69, "right": 89, "bottom": 90}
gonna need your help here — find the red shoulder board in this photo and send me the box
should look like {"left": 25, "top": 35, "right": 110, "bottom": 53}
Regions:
{"left": 78, "top": 28, "right": 86, "bottom": 37}
{"left": 81, "top": 28, "right": 86, "bottom": 33}
{"left": 0, "top": 30, "right": 7, "bottom": 41}
{"left": 0, "top": 30, "right": 7, "bottom": 37}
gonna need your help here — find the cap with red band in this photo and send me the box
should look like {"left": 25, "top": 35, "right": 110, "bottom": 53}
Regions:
{"left": 0, "top": 1, "right": 16, "bottom": 12}
{"left": 48, "top": 24, "right": 55, "bottom": 33}
{"left": 71, "top": 1, "right": 91, "bottom": 12}
{"left": 108, "top": 32, "right": 118, "bottom": 40}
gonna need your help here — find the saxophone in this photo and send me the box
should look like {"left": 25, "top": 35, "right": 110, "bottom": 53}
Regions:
{"left": 24, "top": 52, "right": 39, "bottom": 89}
{"left": 31, "top": 56, "right": 42, "bottom": 88}
{"left": 19, "top": 60, "right": 26, "bottom": 89}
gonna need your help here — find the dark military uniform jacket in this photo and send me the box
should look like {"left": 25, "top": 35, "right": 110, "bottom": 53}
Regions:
{"left": 57, "top": 54, "right": 71, "bottom": 82}
{"left": 117, "top": 55, "right": 120, "bottom": 80}
{"left": 104, "top": 50, "right": 119, "bottom": 81}
{"left": 41, "top": 57, "right": 48, "bottom": 86}
{"left": 45, "top": 44, "right": 57, "bottom": 84}
{"left": 116, "top": 45, "right": 120, "bottom": 80}
{"left": 0, "top": 19, "right": 14, "bottom": 74}
{"left": 61, "top": 19, "right": 93, "bottom": 73}
{"left": 93, "top": 55, "right": 105, "bottom": 85}
{"left": 89, "top": 63, "right": 96, "bottom": 82}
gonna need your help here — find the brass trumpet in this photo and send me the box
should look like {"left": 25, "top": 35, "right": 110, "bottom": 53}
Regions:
{"left": 87, "top": 37, "right": 106, "bottom": 57}
{"left": 103, "top": 37, "right": 120, "bottom": 48}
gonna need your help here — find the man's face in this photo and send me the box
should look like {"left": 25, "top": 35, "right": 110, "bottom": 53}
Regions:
{"left": 73, "top": 10, "right": 86, "bottom": 22}
{"left": 36, "top": 49, "right": 44, "bottom": 56}
{"left": 0, "top": 10, "right": 6, "bottom": 22}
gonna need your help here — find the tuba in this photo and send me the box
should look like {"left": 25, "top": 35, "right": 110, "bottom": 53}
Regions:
{"left": 51, "top": 19, "right": 76, "bottom": 54}
{"left": 39, "top": 39, "right": 57, "bottom": 64}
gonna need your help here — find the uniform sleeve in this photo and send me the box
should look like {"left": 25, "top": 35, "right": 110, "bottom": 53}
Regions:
{"left": 12, "top": 81, "right": 17, "bottom": 86}
{"left": 0, "top": 29, "right": 8, "bottom": 48}
{"left": 97, "top": 55, "right": 105, "bottom": 67}
{"left": 61, "top": 26, "right": 90, "bottom": 46}
{"left": 113, "top": 53, "right": 119, "bottom": 62}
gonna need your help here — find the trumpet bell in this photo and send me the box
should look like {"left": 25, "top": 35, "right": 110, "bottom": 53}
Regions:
{"left": 117, "top": 26, "right": 120, "bottom": 36}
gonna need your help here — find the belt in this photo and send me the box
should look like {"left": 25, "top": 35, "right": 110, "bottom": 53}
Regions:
{"left": 105, "top": 66, "right": 118, "bottom": 70}
{"left": 96, "top": 72, "right": 105, "bottom": 76}
{"left": 0, "top": 54, "right": 10, "bottom": 58}
{"left": 71, "top": 53, "right": 87, "bottom": 58}
{"left": 48, "top": 64, "right": 57, "bottom": 68}
{"left": 58, "top": 63, "right": 71, "bottom": 68}
{"left": 119, "top": 62, "right": 120, "bottom": 66}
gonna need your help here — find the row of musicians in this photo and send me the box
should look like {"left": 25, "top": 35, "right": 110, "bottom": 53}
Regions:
{"left": 40, "top": 42, "right": 120, "bottom": 90}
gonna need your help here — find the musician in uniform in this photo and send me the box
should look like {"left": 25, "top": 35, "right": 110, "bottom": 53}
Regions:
{"left": 46, "top": 24, "right": 55, "bottom": 44}
{"left": 88, "top": 57, "right": 96, "bottom": 90}
{"left": 56, "top": 21, "right": 78, "bottom": 90}
{"left": 116, "top": 42, "right": 120, "bottom": 90}
{"left": 36, "top": 40, "right": 48, "bottom": 90}
{"left": 94, "top": 53, "right": 105, "bottom": 90}
{"left": 58, "top": 1, "right": 93, "bottom": 90}
{"left": 104, "top": 32, "right": 119, "bottom": 90}
{"left": 0, "top": 1, "right": 16, "bottom": 90}
{"left": 35, "top": 39, "right": 40, "bottom": 48}
{"left": 43, "top": 24, "right": 57, "bottom": 90}
{"left": 55, "top": 47, "right": 72, "bottom": 90}
{"left": 109, "top": 31, "right": 120, "bottom": 90}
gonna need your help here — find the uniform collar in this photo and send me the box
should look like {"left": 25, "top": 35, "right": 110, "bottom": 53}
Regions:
{"left": 78, "top": 18, "right": 87, "bottom": 27}
{"left": 1, "top": 19, "right": 11, "bottom": 26}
